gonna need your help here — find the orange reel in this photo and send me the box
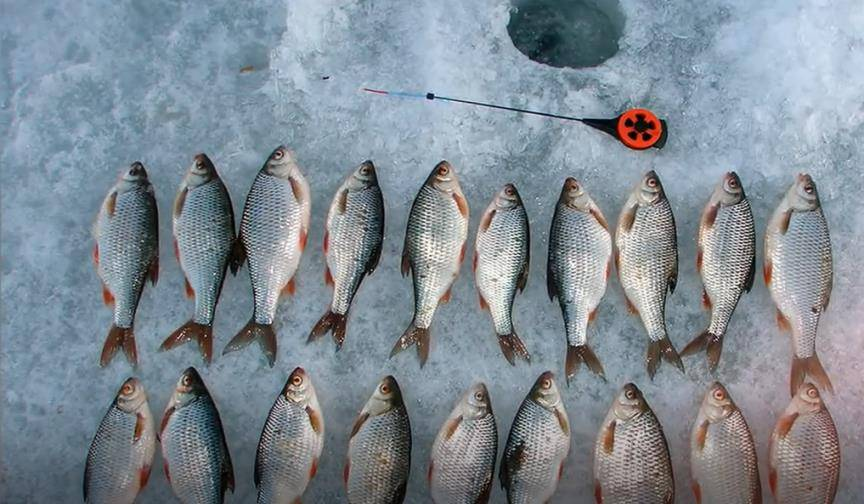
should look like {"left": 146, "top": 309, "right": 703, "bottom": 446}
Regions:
{"left": 581, "top": 109, "right": 668, "bottom": 150}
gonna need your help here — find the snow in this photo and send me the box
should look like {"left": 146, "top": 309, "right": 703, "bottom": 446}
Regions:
{"left": 2, "top": 0, "right": 862, "bottom": 502}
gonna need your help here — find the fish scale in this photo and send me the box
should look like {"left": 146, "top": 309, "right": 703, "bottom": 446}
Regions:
{"left": 691, "top": 409, "right": 761, "bottom": 503}
{"left": 174, "top": 179, "right": 235, "bottom": 325}
{"left": 346, "top": 407, "right": 412, "bottom": 504}
{"left": 430, "top": 416, "right": 497, "bottom": 503}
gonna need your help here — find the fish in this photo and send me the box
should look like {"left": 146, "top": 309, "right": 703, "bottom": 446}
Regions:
{"left": 614, "top": 170, "right": 684, "bottom": 378}
{"left": 160, "top": 367, "right": 234, "bottom": 504}
{"left": 93, "top": 161, "right": 159, "bottom": 367}
{"left": 83, "top": 377, "right": 156, "bottom": 504}
{"left": 499, "top": 371, "right": 570, "bottom": 503}
{"left": 224, "top": 146, "right": 311, "bottom": 366}
{"left": 160, "top": 153, "right": 238, "bottom": 364}
{"left": 428, "top": 382, "right": 498, "bottom": 504}
{"left": 255, "top": 367, "right": 325, "bottom": 504}
{"left": 689, "top": 382, "right": 761, "bottom": 504}
{"left": 682, "top": 172, "right": 756, "bottom": 372}
{"left": 474, "top": 184, "right": 531, "bottom": 364}
{"left": 308, "top": 160, "right": 384, "bottom": 350}
{"left": 344, "top": 375, "right": 412, "bottom": 504}
{"left": 547, "top": 178, "right": 612, "bottom": 382}
{"left": 392, "top": 161, "right": 469, "bottom": 367}
{"left": 593, "top": 383, "right": 674, "bottom": 504}
{"left": 768, "top": 383, "right": 840, "bottom": 504}
{"left": 764, "top": 174, "right": 834, "bottom": 396}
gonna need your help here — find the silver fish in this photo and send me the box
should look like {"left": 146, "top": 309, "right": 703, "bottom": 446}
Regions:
{"left": 160, "top": 367, "right": 234, "bottom": 504}
{"left": 547, "top": 178, "right": 612, "bottom": 382}
{"left": 161, "top": 153, "right": 237, "bottom": 363}
{"left": 594, "top": 383, "right": 674, "bottom": 504}
{"left": 224, "top": 146, "right": 311, "bottom": 366}
{"left": 615, "top": 170, "right": 684, "bottom": 378}
{"left": 392, "top": 161, "right": 469, "bottom": 367}
{"left": 255, "top": 367, "right": 325, "bottom": 504}
{"left": 499, "top": 371, "right": 570, "bottom": 503}
{"left": 345, "top": 375, "right": 412, "bottom": 504}
{"left": 429, "top": 382, "right": 497, "bottom": 504}
{"left": 768, "top": 383, "right": 840, "bottom": 504}
{"left": 764, "top": 174, "right": 834, "bottom": 396}
{"left": 308, "top": 160, "right": 384, "bottom": 349}
{"left": 84, "top": 377, "right": 156, "bottom": 504}
{"left": 690, "top": 382, "right": 761, "bottom": 504}
{"left": 474, "top": 183, "right": 530, "bottom": 364}
{"left": 682, "top": 172, "right": 756, "bottom": 372}
{"left": 93, "top": 161, "right": 159, "bottom": 367}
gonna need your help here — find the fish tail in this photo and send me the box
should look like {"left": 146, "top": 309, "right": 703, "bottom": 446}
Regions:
{"left": 390, "top": 323, "right": 430, "bottom": 367}
{"left": 791, "top": 354, "right": 834, "bottom": 396}
{"left": 681, "top": 330, "right": 724, "bottom": 372}
{"left": 101, "top": 324, "right": 137, "bottom": 368}
{"left": 497, "top": 332, "right": 530, "bottom": 365}
{"left": 159, "top": 320, "right": 214, "bottom": 364}
{"left": 308, "top": 310, "right": 348, "bottom": 350}
{"left": 223, "top": 319, "right": 277, "bottom": 367}
{"left": 566, "top": 344, "right": 606, "bottom": 383}
{"left": 646, "top": 337, "right": 685, "bottom": 379}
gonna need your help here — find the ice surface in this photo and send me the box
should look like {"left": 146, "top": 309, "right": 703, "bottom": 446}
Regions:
{"left": 1, "top": 0, "right": 863, "bottom": 502}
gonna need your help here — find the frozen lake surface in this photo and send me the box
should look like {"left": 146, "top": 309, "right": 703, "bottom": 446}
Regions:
{"left": 2, "top": 0, "right": 863, "bottom": 502}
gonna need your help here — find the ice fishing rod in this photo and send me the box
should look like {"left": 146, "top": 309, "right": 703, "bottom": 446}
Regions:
{"left": 362, "top": 88, "right": 667, "bottom": 151}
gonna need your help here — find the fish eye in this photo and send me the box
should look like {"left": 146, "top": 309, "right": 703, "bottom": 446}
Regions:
{"left": 712, "top": 389, "right": 726, "bottom": 401}
{"left": 360, "top": 165, "right": 371, "bottom": 175}
{"left": 541, "top": 379, "right": 551, "bottom": 390}
{"left": 646, "top": 177, "right": 657, "bottom": 188}
{"left": 728, "top": 178, "right": 738, "bottom": 189}
{"left": 291, "top": 375, "right": 303, "bottom": 387}
{"left": 807, "top": 387, "right": 819, "bottom": 399}
{"left": 121, "top": 383, "right": 134, "bottom": 395}
{"left": 505, "top": 186, "right": 514, "bottom": 196}
{"left": 380, "top": 383, "right": 390, "bottom": 395}
{"left": 181, "top": 375, "right": 192, "bottom": 387}
{"left": 273, "top": 149, "right": 285, "bottom": 161}
{"left": 625, "top": 389, "right": 636, "bottom": 400}
{"left": 474, "top": 391, "right": 485, "bottom": 401}
{"left": 437, "top": 165, "right": 449, "bottom": 176}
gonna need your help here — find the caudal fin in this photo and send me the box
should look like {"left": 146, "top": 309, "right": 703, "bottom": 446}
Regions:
{"left": 646, "top": 337, "right": 685, "bottom": 379}
{"left": 101, "top": 324, "right": 137, "bottom": 367}
{"left": 498, "top": 332, "right": 530, "bottom": 365}
{"left": 566, "top": 344, "right": 606, "bottom": 383}
{"left": 390, "top": 323, "right": 430, "bottom": 367}
{"left": 681, "top": 330, "right": 724, "bottom": 372}
{"left": 790, "top": 354, "right": 834, "bottom": 396}
{"left": 223, "top": 320, "right": 277, "bottom": 367}
{"left": 307, "top": 310, "right": 348, "bottom": 350}
{"left": 159, "top": 320, "right": 214, "bottom": 364}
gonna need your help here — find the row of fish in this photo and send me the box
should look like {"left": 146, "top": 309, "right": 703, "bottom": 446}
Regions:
{"left": 84, "top": 369, "right": 841, "bottom": 503}
{"left": 93, "top": 148, "right": 834, "bottom": 394}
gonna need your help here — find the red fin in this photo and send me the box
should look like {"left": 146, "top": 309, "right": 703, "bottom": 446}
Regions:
{"left": 163, "top": 460, "right": 171, "bottom": 484}
{"left": 601, "top": 421, "right": 615, "bottom": 454}
{"left": 764, "top": 258, "right": 773, "bottom": 286}
{"left": 106, "top": 191, "right": 117, "bottom": 217}
{"left": 439, "top": 287, "right": 452, "bottom": 305}
{"left": 324, "top": 266, "right": 334, "bottom": 286}
{"left": 614, "top": 248, "right": 620, "bottom": 272}
{"left": 148, "top": 257, "right": 159, "bottom": 286}
{"left": 591, "top": 207, "right": 609, "bottom": 231}
{"left": 139, "top": 464, "right": 151, "bottom": 489}
{"left": 427, "top": 460, "right": 434, "bottom": 484}
{"left": 453, "top": 192, "right": 469, "bottom": 218}
{"left": 479, "top": 209, "right": 495, "bottom": 232}
{"left": 779, "top": 208, "right": 792, "bottom": 234}
{"left": 459, "top": 242, "right": 466, "bottom": 265}
{"left": 184, "top": 278, "right": 194, "bottom": 299}
{"left": 323, "top": 230, "right": 329, "bottom": 254}
{"left": 343, "top": 461, "right": 350, "bottom": 486}
{"left": 620, "top": 203, "right": 637, "bottom": 233}
{"left": 566, "top": 344, "right": 605, "bottom": 381}
{"left": 350, "top": 412, "right": 369, "bottom": 439}
{"left": 160, "top": 406, "right": 175, "bottom": 438}
{"left": 558, "top": 461, "right": 565, "bottom": 480}
{"left": 306, "top": 405, "right": 323, "bottom": 434}
{"left": 624, "top": 295, "right": 639, "bottom": 316}
{"left": 769, "top": 467, "right": 777, "bottom": 496}
{"left": 776, "top": 412, "right": 799, "bottom": 438}
{"left": 776, "top": 309, "right": 790, "bottom": 331}
{"left": 390, "top": 324, "right": 431, "bottom": 367}
{"left": 134, "top": 412, "right": 145, "bottom": 442}
{"left": 299, "top": 229, "right": 308, "bottom": 252}
{"left": 555, "top": 409, "right": 569, "bottom": 434}
{"left": 100, "top": 325, "right": 137, "bottom": 367}
{"left": 594, "top": 479, "right": 603, "bottom": 504}
{"left": 692, "top": 481, "right": 702, "bottom": 504}
{"left": 222, "top": 320, "right": 277, "bottom": 367}
{"left": 308, "top": 310, "right": 348, "bottom": 350}
{"left": 696, "top": 247, "right": 703, "bottom": 274}
{"left": 498, "top": 333, "right": 530, "bottom": 365}
{"left": 695, "top": 420, "right": 709, "bottom": 451}
{"left": 702, "top": 289, "right": 711, "bottom": 310}
{"left": 173, "top": 239, "right": 180, "bottom": 262}
{"left": 92, "top": 244, "right": 99, "bottom": 266}
{"left": 173, "top": 187, "right": 188, "bottom": 218}
{"left": 606, "top": 258, "right": 612, "bottom": 281}
{"left": 102, "top": 284, "right": 114, "bottom": 306}
{"left": 589, "top": 307, "right": 599, "bottom": 323}
{"left": 283, "top": 277, "right": 297, "bottom": 297}
{"left": 309, "top": 457, "right": 318, "bottom": 479}
{"left": 703, "top": 203, "right": 719, "bottom": 229}
{"left": 444, "top": 415, "right": 462, "bottom": 440}
{"left": 472, "top": 251, "right": 478, "bottom": 273}
{"left": 160, "top": 320, "right": 214, "bottom": 364}
{"left": 478, "top": 292, "right": 488, "bottom": 311}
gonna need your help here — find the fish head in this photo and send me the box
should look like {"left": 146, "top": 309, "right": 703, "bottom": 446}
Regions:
{"left": 612, "top": 383, "right": 648, "bottom": 421}
{"left": 116, "top": 161, "right": 151, "bottom": 193}
{"left": 183, "top": 153, "right": 218, "bottom": 188}
{"left": 263, "top": 145, "right": 300, "bottom": 179}
{"left": 462, "top": 382, "right": 492, "bottom": 420}
{"left": 787, "top": 173, "right": 821, "bottom": 211}
{"left": 713, "top": 171, "right": 745, "bottom": 206}
{"left": 427, "top": 160, "right": 461, "bottom": 194}
{"left": 530, "top": 371, "right": 562, "bottom": 410}
{"left": 169, "top": 367, "right": 208, "bottom": 409}
{"left": 363, "top": 375, "right": 404, "bottom": 417}
{"left": 560, "top": 177, "right": 593, "bottom": 211}
{"left": 494, "top": 183, "right": 522, "bottom": 211}
{"left": 282, "top": 367, "right": 316, "bottom": 406}
{"left": 114, "top": 377, "right": 147, "bottom": 413}
{"left": 792, "top": 382, "right": 825, "bottom": 414}
{"left": 701, "top": 382, "right": 737, "bottom": 422}
{"left": 635, "top": 170, "right": 665, "bottom": 206}
{"left": 346, "top": 160, "right": 379, "bottom": 191}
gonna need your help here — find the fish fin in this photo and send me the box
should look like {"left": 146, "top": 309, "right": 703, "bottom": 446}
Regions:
{"left": 401, "top": 242, "right": 411, "bottom": 277}
{"left": 390, "top": 324, "right": 430, "bottom": 367}
{"left": 282, "top": 277, "right": 297, "bottom": 297}
{"left": 173, "top": 187, "right": 188, "bottom": 218}
{"left": 134, "top": 412, "right": 145, "bottom": 442}
{"left": 105, "top": 191, "right": 117, "bottom": 217}
{"left": 336, "top": 189, "right": 348, "bottom": 214}
{"left": 479, "top": 208, "right": 495, "bottom": 232}
{"left": 566, "top": 344, "right": 606, "bottom": 382}
{"left": 291, "top": 499, "right": 301, "bottom": 504}
{"left": 101, "top": 283, "right": 114, "bottom": 306}
{"left": 439, "top": 286, "right": 452, "bottom": 305}
{"left": 322, "top": 230, "right": 329, "bottom": 254}
{"left": 624, "top": 295, "right": 639, "bottom": 316}
{"left": 668, "top": 263, "right": 678, "bottom": 295}
{"left": 779, "top": 208, "right": 792, "bottom": 234}
{"left": 444, "top": 415, "right": 462, "bottom": 440}
{"left": 498, "top": 332, "right": 530, "bottom": 365}
{"left": 475, "top": 475, "right": 492, "bottom": 504}
{"left": 366, "top": 238, "right": 382, "bottom": 275}
{"left": 299, "top": 229, "right": 308, "bottom": 252}
{"left": 222, "top": 447, "right": 235, "bottom": 496}
{"left": 478, "top": 292, "right": 488, "bottom": 311}
{"left": 647, "top": 337, "right": 685, "bottom": 379}
{"left": 453, "top": 192, "right": 469, "bottom": 218}
{"left": 558, "top": 461, "right": 565, "bottom": 481}
{"left": 681, "top": 331, "right": 723, "bottom": 372}
{"left": 427, "top": 460, "right": 434, "bottom": 485}
{"left": 620, "top": 202, "right": 637, "bottom": 233}
{"left": 546, "top": 262, "right": 557, "bottom": 301}
{"left": 306, "top": 405, "right": 324, "bottom": 434}
{"left": 695, "top": 419, "right": 709, "bottom": 451}
{"left": 350, "top": 412, "right": 369, "bottom": 439}
{"left": 692, "top": 481, "right": 702, "bottom": 504}
{"left": 768, "top": 467, "right": 777, "bottom": 497}
{"left": 613, "top": 247, "right": 620, "bottom": 273}
{"left": 517, "top": 257, "right": 529, "bottom": 293}
{"left": 160, "top": 320, "right": 214, "bottom": 364}
{"left": 601, "top": 420, "right": 616, "bottom": 454}
{"left": 776, "top": 309, "right": 791, "bottom": 332}
{"left": 696, "top": 246, "right": 703, "bottom": 274}
{"left": 503, "top": 441, "right": 526, "bottom": 483}
{"left": 324, "top": 265, "right": 334, "bottom": 286}
{"left": 184, "top": 277, "right": 194, "bottom": 299}
{"left": 139, "top": 463, "right": 151, "bottom": 489}
{"left": 555, "top": 408, "right": 569, "bottom": 435}
{"left": 148, "top": 256, "right": 159, "bottom": 286}
{"left": 459, "top": 242, "right": 467, "bottom": 265}
{"left": 606, "top": 257, "right": 612, "bottom": 282}
{"left": 343, "top": 461, "right": 350, "bottom": 486}
{"left": 222, "top": 320, "right": 277, "bottom": 367}
{"left": 472, "top": 251, "right": 478, "bottom": 273}
{"left": 589, "top": 306, "right": 599, "bottom": 323}
{"left": 92, "top": 244, "right": 99, "bottom": 266}
{"left": 776, "top": 411, "right": 799, "bottom": 438}
{"left": 591, "top": 207, "right": 609, "bottom": 231}
{"left": 309, "top": 457, "right": 318, "bottom": 480}
{"left": 100, "top": 325, "right": 137, "bottom": 368}
{"left": 173, "top": 238, "right": 180, "bottom": 262}
{"left": 791, "top": 354, "right": 834, "bottom": 396}
{"left": 159, "top": 406, "right": 175, "bottom": 441}
{"left": 763, "top": 257, "right": 772, "bottom": 286}
{"left": 703, "top": 202, "right": 719, "bottom": 229}
{"left": 229, "top": 238, "right": 245, "bottom": 275}
{"left": 701, "top": 289, "right": 711, "bottom": 310}
{"left": 594, "top": 479, "right": 603, "bottom": 504}
{"left": 393, "top": 481, "right": 407, "bottom": 504}
{"left": 163, "top": 460, "right": 171, "bottom": 484}
{"left": 308, "top": 310, "right": 348, "bottom": 350}
{"left": 744, "top": 253, "right": 756, "bottom": 292}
